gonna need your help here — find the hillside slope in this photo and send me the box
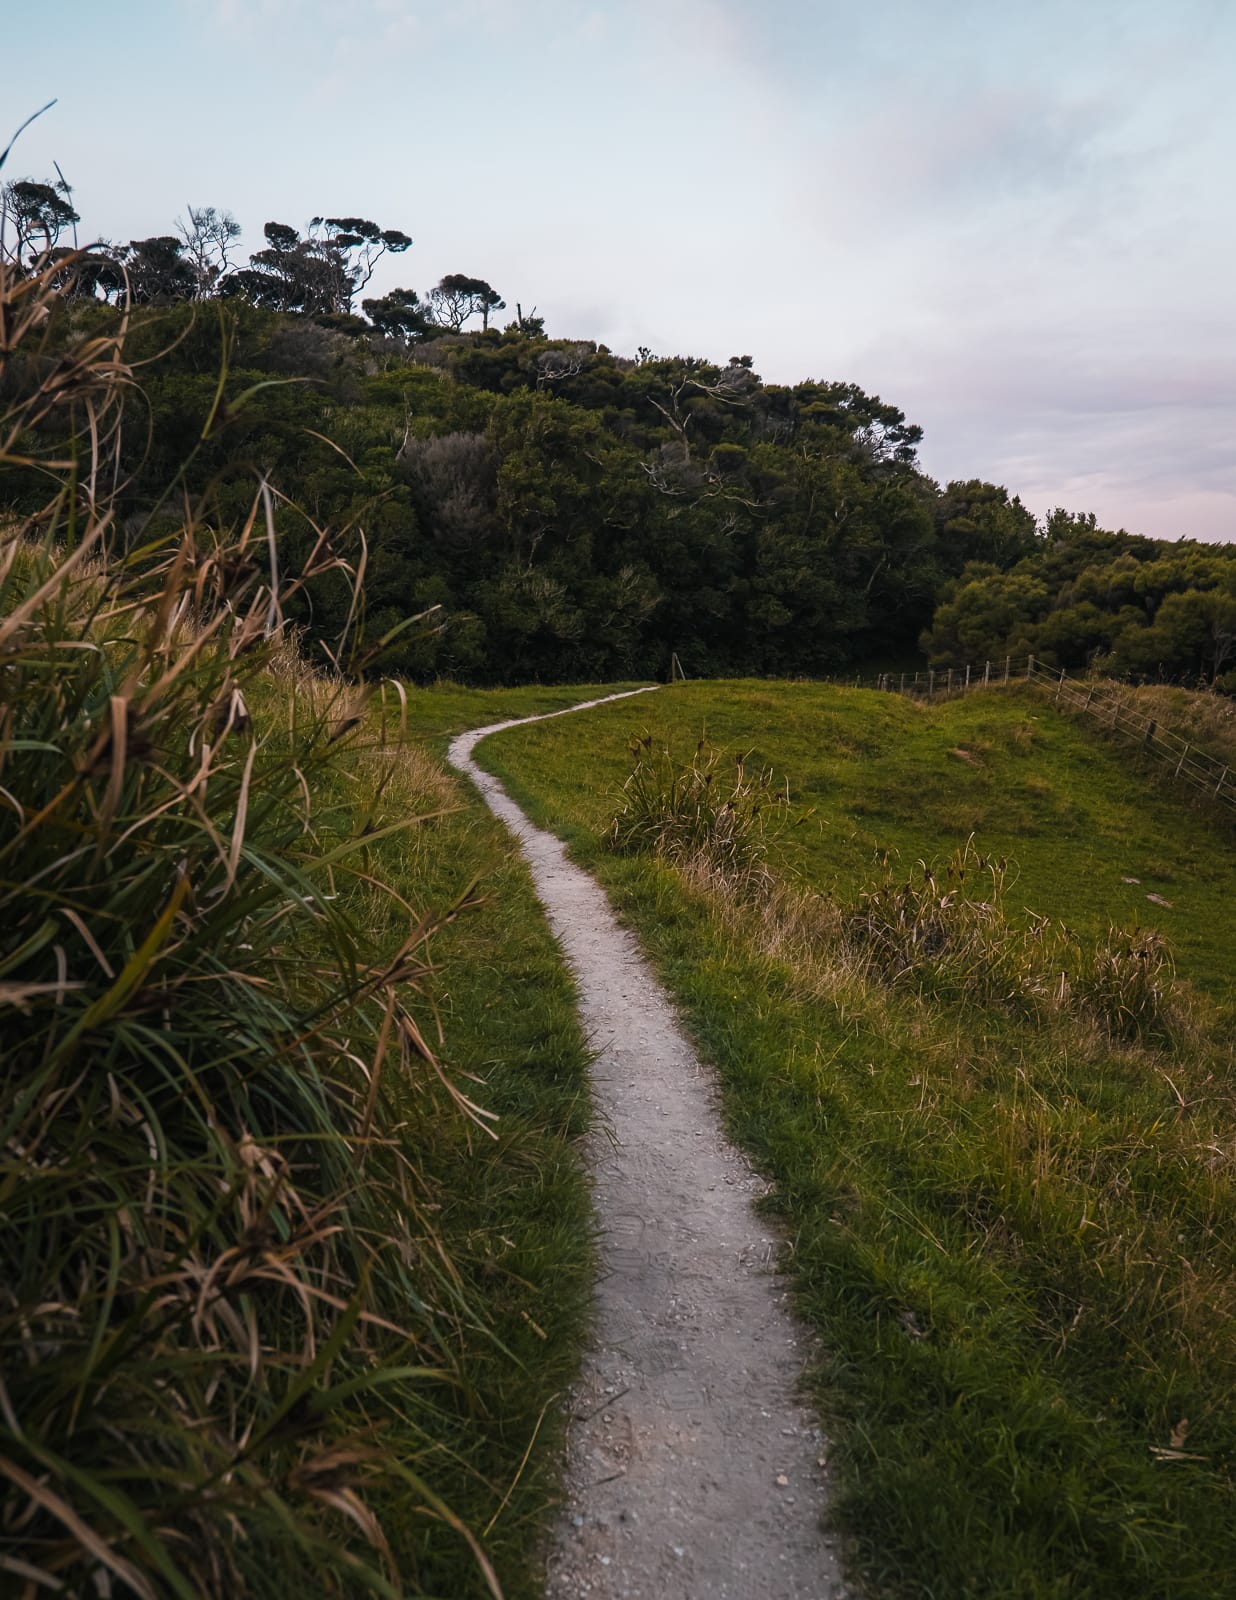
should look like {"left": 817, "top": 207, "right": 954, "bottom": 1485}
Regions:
{"left": 478, "top": 680, "right": 1236, "bottom": 1600}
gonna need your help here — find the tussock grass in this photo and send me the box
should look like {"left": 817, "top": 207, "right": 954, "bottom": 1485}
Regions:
{"left": 606, "top": 732, "right": 790, "bottom": 890}
{"left": 845, "top": 842, "right": 1184, "bottom": 1043}
{"left": 479, "top": 679, "right": 1236, "bottom": 1600}
{"left": 1105, "top": 682, "right": 1236, "bottom": 771}
{"left": 624, "top": 796, "right": 1186, "bottom": 1044}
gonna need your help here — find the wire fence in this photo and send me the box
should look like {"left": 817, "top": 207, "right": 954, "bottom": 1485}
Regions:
{"left": 838, "top": 656, "right": 1235, "bottom": 815}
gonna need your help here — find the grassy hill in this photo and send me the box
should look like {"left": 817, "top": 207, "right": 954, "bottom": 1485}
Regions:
{"left": 477, "top": 679, "right": 1236, "bottom": 1600}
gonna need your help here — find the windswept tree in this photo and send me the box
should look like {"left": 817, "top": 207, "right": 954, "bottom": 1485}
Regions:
{"left": 229, "top": 216, "right": 411, "bottom": 315}
{"left": 0, "top": 176, "right": 79, "bottom": 264}
{"left": 175, "top": 204, "right": 241, "bottom": 298}
{"left": 793, "top": 380, "right": 924, "bottom": 468}
{"left": 119, "top": 236, "right": 198, "bottom": 303}
{"left": 43, "top": 245, "right": 124, "bottom": 301}
{"left": 310, "top": 216, "right": 412, "bottom": 303}
{"left": 225, "top": 222, "right": 318, "bottom": 313}
{"left": 427, "top": 273, "right": 506, "bottom": 332}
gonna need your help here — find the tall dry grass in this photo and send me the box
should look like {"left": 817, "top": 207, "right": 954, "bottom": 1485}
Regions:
{"left": 0, "top": 246, "right": 498, "bottom": 1595}
{"left": 606, "top": 732, "right": 792, "bottom": 891}
{"left": 606, "top": 741, "right": 1185, "bottom": 1046}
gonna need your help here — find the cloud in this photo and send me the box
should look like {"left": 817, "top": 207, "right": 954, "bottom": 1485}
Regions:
{"left": 13, "top": 0, "right": 1236, "bottom": 545}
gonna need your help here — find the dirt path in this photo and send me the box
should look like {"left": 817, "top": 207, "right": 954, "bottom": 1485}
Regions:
{"left": 448, "top": 691, "right": 848, "bottom": 1600}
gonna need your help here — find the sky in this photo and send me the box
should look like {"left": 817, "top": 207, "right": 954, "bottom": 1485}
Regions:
{"left": 6, "top": 0, "right": 1235, "bottom": 542}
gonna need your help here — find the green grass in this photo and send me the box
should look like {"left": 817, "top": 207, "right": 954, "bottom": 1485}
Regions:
{"left": 347, "top": 784, "right": 596, "bottom": 1600}
{"left": 475, "top": 678, "right": 1236, "bottom": 1600}
{"left": 395, "top": 680, "right": 651, "bottom": 750}
{"left": 477, "top": 680, "right": 1235, "bottom": 1008}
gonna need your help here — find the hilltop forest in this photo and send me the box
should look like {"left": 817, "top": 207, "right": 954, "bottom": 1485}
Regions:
{"left": 4, "top": 176, "right": 1234, "bottom": 687}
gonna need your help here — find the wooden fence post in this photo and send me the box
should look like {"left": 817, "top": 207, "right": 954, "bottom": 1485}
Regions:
{"left": 965, "top": 664, "right": 971, "bottom": 690}
{"left": 928, "top": 668, "right": 935, "bottom": 696}
{"left": 1003, "top": 656, "right": 1010, "bottom": 683}
{"left": 1027, "top": 655, "right": 1035, "bottom": 679}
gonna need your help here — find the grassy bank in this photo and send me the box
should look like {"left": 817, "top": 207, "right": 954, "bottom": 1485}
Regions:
{"left": 478, "top": 678, "right": 1236, "bottom": 1600}
{"left": 313, "top": 719, "right": 598, "bottom": 1600}
{"left": 0, "top": 575, "right": 603, "bottom": 1598}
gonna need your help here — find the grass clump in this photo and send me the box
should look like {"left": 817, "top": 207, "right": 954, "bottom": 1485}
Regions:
{"left": 846, "top": 840, "right": 1053, "bottom": 1009}
{"left": 1071, "top": 925, "right": 1179, "bottom": 1044}
{"left": 845, "top": 840, "right": 1183, "bottom": 1042}
{"left": 606, "top": 732, "right": 790, "bottom": 890}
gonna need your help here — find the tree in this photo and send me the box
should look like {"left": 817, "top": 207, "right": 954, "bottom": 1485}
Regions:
{"left": 308, "top": 216, "right": 412, "bottom": 304}
{"left": 536, "top": 343, "right": 591, "bottom": 386}
{"left": 175, "top": 205, "right": 241, "bottom": 298}
{"left": 793, "top": 380, "right": 923, "bottom": 468}
{"left": 229, "top": 216, "right": 411, "bottom": 316}
{"left": 632, "top": 355, "right": 760, "bottom": 466}
{"left": 935, "top": 480, "right": 1040, "bottom": 574}
{"left": 119, "top": 236, "right": 197, "bottom": 303}
{"left": 226, "top": 222, "right": 333, "bottom": 313}
{"left": 1, "top": 176, "right": 79, "bottom": 264}
{"left": 43, "top": 245, "right": 125, "bottom": 301}
{"left": 362, "top": 287, "right": 431, "bottom": 340}
{"left": 921, "top": 568, "right": 1054, "bottom": 666}
{"left": 427, "top": 274, "right": 506, "bottom": 332}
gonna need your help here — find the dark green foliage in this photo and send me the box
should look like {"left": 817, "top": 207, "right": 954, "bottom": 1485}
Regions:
{"left": 363, "top": 286, "right": 432, "bottom": 339}
{"left": 0, "top": 266, "right": 961, "bottom": 681}
{"left": 5, "top": 172, "right": 1231, "bottom": 690}
{"left": 924, "top": 524, "right": 1236, "bottom": 685}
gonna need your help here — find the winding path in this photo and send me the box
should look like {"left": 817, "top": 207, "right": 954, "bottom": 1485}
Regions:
{"left": 448, "top": 692, "right": 848, "bottom": 1600}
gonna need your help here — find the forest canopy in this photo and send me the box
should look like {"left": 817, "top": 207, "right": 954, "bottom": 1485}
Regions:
{"left": 3, "top": 175, "right": 1232, "bottom": 688}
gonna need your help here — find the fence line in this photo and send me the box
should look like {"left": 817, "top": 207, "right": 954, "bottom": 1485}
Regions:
{"left": 839, "top": 656, "right": 1235, "bottom": 815}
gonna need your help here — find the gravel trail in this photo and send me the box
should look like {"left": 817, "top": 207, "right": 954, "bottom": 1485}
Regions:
{"left": 448, "top": 690, "right": 847, "bottom": 1600}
